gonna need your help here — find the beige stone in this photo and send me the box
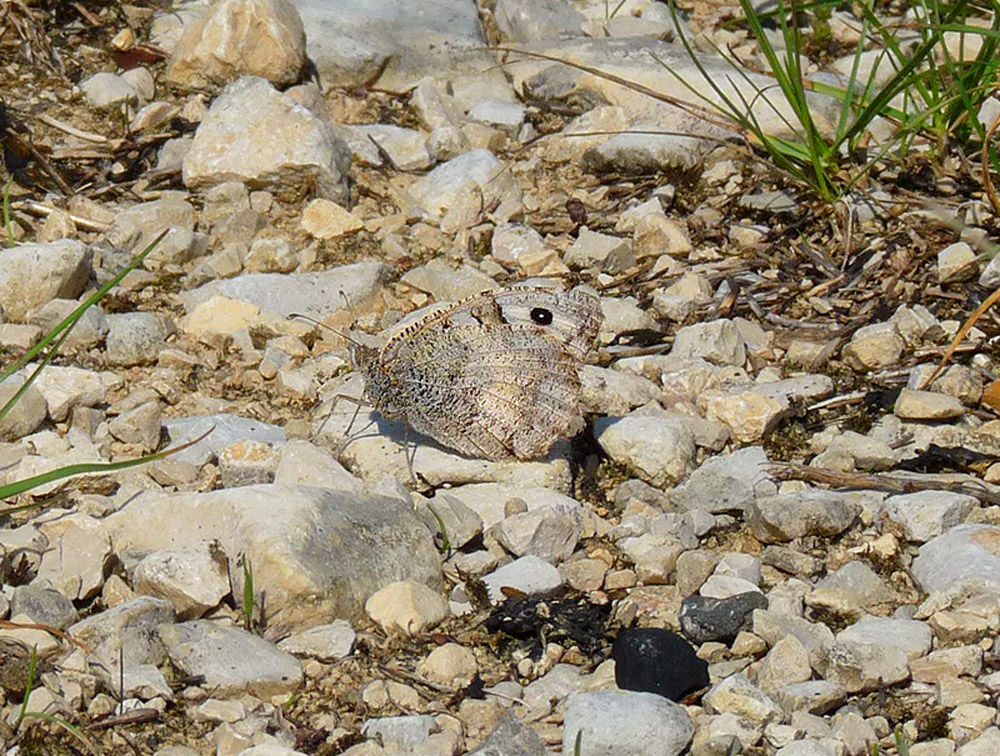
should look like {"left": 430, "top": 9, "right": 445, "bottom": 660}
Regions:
{"left": 166, "top": 0, "right": 306, "bottom": 88}
{"left": 301, "top": 198, "right": 364, "bottom": 238}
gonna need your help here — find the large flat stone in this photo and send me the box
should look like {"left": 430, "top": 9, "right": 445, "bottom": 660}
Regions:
{"left": 105, "top": 485, "right": 443, "bottom": 636}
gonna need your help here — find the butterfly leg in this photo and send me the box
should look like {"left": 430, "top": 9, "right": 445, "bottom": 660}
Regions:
{"left": 403, "top": 422, "right": 419, "bottom": 489}
{"left": 314, "top": 393, "right": 371, "bottom": 457}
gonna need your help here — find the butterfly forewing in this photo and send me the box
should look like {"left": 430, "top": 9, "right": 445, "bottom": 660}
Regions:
{"left": 357, "top": 286, "right": 603, "bottom": 461}
{"left": 390, "top": 323, "right": 581, "bottom": 461}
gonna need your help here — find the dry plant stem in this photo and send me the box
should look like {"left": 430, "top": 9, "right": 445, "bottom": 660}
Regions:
{"left": 770, "top": 462, "right": 1000, "bottom": 505}
{"left": 12, "top": 200, "right": 110, "bottom": 232}
{"left": 983, "top": 114, "right": 1000, "bottom": 215}
{"left": 918, "top": 285, "right": 1000, "bottom": 390}
{"left": 86, "top": 709, "right": 160, "bottom": 730}
{"left": 0, "top": 620, "right": 94, "bottom": 654}
{"left": 490, "top": 46, "right": 737, "bottom": 133}
{"left": 37, "top": 114, "right": 108, "bottom": 144}
{"left": 69, "top": 1, "right": 103, "bottom": 27}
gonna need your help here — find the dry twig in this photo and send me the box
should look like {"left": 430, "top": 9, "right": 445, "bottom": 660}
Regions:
{"left": 770, "top": 462, "right": 1000, "bottom": 505}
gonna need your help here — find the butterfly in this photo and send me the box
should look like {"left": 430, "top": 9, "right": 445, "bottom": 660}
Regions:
{"left": 349, "top": 286, "right": 603, "bottom": 462}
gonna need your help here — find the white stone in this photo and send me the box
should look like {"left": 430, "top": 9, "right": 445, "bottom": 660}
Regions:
{"left": 132, "top": 544, "right": 230, "bottom": 620}
{"left": 594, "top": 414, "right": 696, "bottom": 488}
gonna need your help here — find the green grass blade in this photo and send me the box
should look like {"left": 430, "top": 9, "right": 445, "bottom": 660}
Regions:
{"left": 15, "top": 645, "right": 39, "bottom": 729}
{"left": 242, "top": 556, "right": 255, "bottom": 632}
{"left": 20, "top": 712, "right": 104, "bottom": 756}
{"left": 0, "top": 228, "right": 169, "bottom": 425}
{"left": 0, "top": 427, "right": 212, "bottom": 508}
{"left": 3, "top": 177, "right": 14, "bottom": 247}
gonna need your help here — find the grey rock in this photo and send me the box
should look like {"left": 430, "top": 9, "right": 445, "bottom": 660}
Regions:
{"left": 36, "top": 513, "right": 112, "bottom": 601}
{"left": 433, "top": 484, "right": 581, "bottom": 530}
{"left": 0, "top": 239, "right": 92, "bottom": 321}
{"left": 748, "top": 375, "right": 835, "bottom": 404}
{"left": 620, "top": 533, "right": 686, "bottom": 584}
{"left": 468, "top": 710, "right": 546, "bottom": 756}
{"left": 823, "top": 637, "right": 910, "bottom": 693}
{"left": 761, "top": 545, "right": 822, "bottom": 577}
{"left": 165, "top": 0, "right": 306, "bottom": 89}
{"left": 69, "top": 596, "right": 176, "bottom": 673}
{"left": 494, "top": 0, "right": 585, "bottom": 42}
{"left": 27, "top": 299, "right": 108, "bottom": 349}
{"left": 278, "top": 620, "right": 356, "bottom": 662}
{"left": 895, "top": 388, "right": 966, "bottom": 420}
{"left": 522, "top": 663, "right": 581, "bottom": 713}
{"left": 505, "top": 37, "right": 838, "bottom": 142}
{"left": 495, "top": 505, "right": 581, "bottom": 563}
{"left": 399, "top": 258, "right": 499, "bottom": 302}
{"left": 337, "top": 124, "right": 433, "bottom": 171}
{"left": 564, "top": 228, "right": 635, "bottom": 273}
{"left": 669, "top": 446, "right": 776, "bottom": 514}
{"left": 218, "top": 439, "right": 279, "bottom": 487}
{"left": 938, "top": 241, "right": 978, "bottom": 282}
{"left": 583, "top": 126, "right": 707, "bottom": 174}
{"left": 105, "top": 485, "right": 442, "bottom": 634}
{"left": 579, "top": 365, "right": 661, "bottom": 416}
{"left": 416, "top": 494, "right": 483, "bottom": 551}
{"left": 109, "top": 400, "right": 163, "bottom": 452}
{"left": 842, "top": 322, "right": 905, "bottom": 371}
{"left": 775, "top": 680, "right": 846, "bottom": 715}
{"left": 104, "top": 196, "right": 197, "bottom": 257}
{"left": 296, "top": 0, "right": 515, "bottom": 107}
{"left": 105, "top": 313, "right": 168, "bottom": 366}
{"left": 179, "top": 260, "right": 393, "bottom": 321}
{"left": 912, "top": 524, "right": 1000, "bottom": 593}
{"left": 882, "top": 491, "right": 976, "bottom": 543}
{"left": 814, "top": 561, "right": 892, "bottom": 607}
{"left": 740, "top": 190, "right": 798, "bottom": 214}
{"left": 245, "top": 237, "right": 299, "bottom": 274}
{"left": 483, "top": 555, "right": 563, "bottom": 604}
{"left": 837, "top": 618, "right": 932, "bottom": 659}
{"left": 79, "top": 72, "right": 138, "bottom": 108}
{"left": 671, "top": 319, "right": 746, "bottom": 366}
{"left": 599, "top": 296, "right": 657, "bottom": 345}
{"left": 0, "top": 378, "right": 47, "bottom": 441}
{"left": 158, "top": 620, "right": 302, "bottom": 697}
{"left": 594, "top": 413, "right": 696, "bottom": 488}
{"left": 468, "top": 100, "right": 526, "bottom": 136}
{"left": 164, "top": 414, "right": 287, "bottom": 467}
{"left": 132, "top": 544, "right": 230, "bottom": 621}
{"left": 563, "top": 690, "right": 694, "bottom": 756}
{"left": 10, "top": 585, "right": 78, "bottom": 629}
{"left": 753, "top": 609, "right": 834, "bottom": 669}
{"left": 747, "top": 491, "right": 861, "bottom": 543}
{"left": 362, "top": 714, "right": 438, "bottom": 752}
{"left": 270, "top": 440, "right": 361, "bottom": 491}
{"left": 183, "top": 76, "right": 352, "bottom": 202}
{"left": 31, "top": 365, "right": 108, "bottom": 422}
{"left": 121, "top": 664, "right": 172, "bottom": 701}
{"left": 680, "top": 592, "right": 768, "bottom": 643}
{"left": 825, "top": 431, "right": 896, "bottom": 471}
{"left": 414, "top": 149, "right": 523, "bottom": 222}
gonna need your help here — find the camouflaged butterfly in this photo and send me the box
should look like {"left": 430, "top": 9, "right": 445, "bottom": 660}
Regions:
{"left": 350, "top": 286, "right": 603, "bottom": 461}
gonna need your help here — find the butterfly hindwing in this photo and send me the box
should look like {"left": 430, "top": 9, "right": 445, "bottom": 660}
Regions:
{"left": 356, "top": 286, "right": 603, "bottom": 461}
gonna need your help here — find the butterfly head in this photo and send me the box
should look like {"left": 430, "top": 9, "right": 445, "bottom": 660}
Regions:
{"left": 351, "top": 342, "right": 404, "bottom": 417}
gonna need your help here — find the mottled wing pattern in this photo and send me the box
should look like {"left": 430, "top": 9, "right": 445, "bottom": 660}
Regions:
{"left": 360, "top": 286, "right": 603, "bottom": 461}
{"left": 383, "top": 287, "right": 603, "bottom": 360}
{"left": 386, "top": 323, "right": 582, "bottom": 460}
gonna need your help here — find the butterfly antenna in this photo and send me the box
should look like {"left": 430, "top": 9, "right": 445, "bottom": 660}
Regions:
{"left": 287, "top": 313, "right": 362, "bottom": 347}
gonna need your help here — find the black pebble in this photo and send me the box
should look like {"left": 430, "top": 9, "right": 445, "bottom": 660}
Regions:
{"left": 612, "top": 627, "right": 709, "bottom": 702}
{"left": 679, "top": 591, "right": 769, "bottom": 644}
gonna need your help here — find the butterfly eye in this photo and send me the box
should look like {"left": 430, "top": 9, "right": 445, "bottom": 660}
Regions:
{"left": 530, "top": 307, "right": 554, "bottom": 326}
